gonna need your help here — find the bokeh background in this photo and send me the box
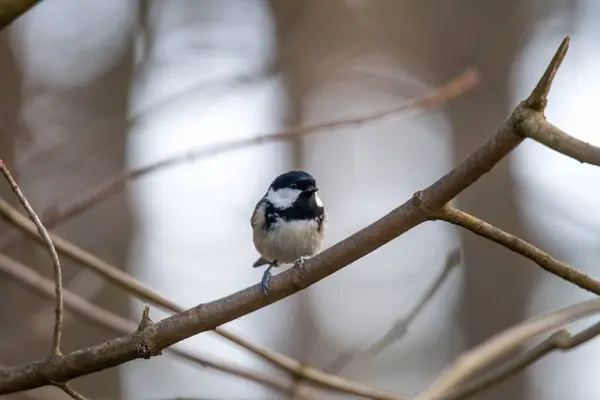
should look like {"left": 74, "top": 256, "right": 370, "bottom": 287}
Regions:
{"left": 1, "top": 1, "right": 600, "bottom": 399}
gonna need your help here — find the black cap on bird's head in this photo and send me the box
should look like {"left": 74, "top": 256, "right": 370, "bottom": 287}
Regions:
{"left": 269, "top": 170, "right": 318, "bottom": 193}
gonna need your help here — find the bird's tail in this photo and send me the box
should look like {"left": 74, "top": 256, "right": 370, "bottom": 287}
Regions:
{"left": 252, "top": 257, "right": 269, "bottom": 268}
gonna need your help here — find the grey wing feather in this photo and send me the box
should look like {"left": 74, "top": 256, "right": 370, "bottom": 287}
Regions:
{"left": 250, "top": 198, "right": 266, "bottom": 229}
{"left": 251, "top": 198, "right": 269, "bottom": 268}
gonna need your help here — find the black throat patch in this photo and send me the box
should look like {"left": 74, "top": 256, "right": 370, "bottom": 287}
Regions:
{"left": 265, "top": 192, "right": 324, "bottom": 229}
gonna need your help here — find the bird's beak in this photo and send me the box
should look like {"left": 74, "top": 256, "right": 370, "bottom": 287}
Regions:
{"left": 305, "top": 185, "right": 318, "bottom": 193}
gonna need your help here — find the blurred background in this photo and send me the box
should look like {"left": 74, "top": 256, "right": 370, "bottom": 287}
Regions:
{"left": 1, "top": 0, "right": 600, "bottom": 399}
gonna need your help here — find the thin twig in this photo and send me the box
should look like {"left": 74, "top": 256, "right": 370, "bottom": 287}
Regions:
{"left": 414, "top": 299, "right": 600, "bottom": 400}
{"left": 0, "top": 160, "right": 64, "bottom": 356}
{"left": 0, "top": 254, "right": 319, "bottom": 400}
{"left": 446, "top": 321, "right": 600, "bottom": 400}
{"left": 434, "top": 206, "right": 600, "bottom": 295}
{"left": 519, "top": 113, "right": 600, "bottom": 166}
{"left": 32, "top": 69, "right": 479, "bottom": 231}
{"left": 55, "top": 383, "right": 87, "bottom": 400}
{"left": 324, "top": 249, "right": 461, "bottom": 374}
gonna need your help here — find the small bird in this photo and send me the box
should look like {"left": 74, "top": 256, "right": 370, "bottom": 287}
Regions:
{"left": 251, "top": 170, "right": 327, "bottom": 295}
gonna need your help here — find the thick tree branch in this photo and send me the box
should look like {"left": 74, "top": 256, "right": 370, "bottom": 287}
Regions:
{"left": 446, "top": 321, "right": 600, "bottom": 400}
{"left": 414, "top": 299, "right": 600, "bottom": 400}
{"left": 433, "top": 206, "right": 600, "bottom": 294}
{"left": 0, "top": 254, "right": 318, "bottom": 400}
{"left": 0, "top": 195, "right": 399, "bottom": 398}
{"left": 0, "top": 254, "right": 403, "bottom": 400}
{"left": 0, "top": 160, "right": 64, "bottom": 356}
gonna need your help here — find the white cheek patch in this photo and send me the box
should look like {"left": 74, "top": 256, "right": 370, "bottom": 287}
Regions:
{"left": 266, "top": 188, "right": 300, "bottom": 209}
{"left": 314, "top": 193, "right": 323, "bottom": 207}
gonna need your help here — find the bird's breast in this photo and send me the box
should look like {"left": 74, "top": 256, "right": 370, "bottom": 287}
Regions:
{"left": 253, "top": 218, "right": 325, "bottom": 264}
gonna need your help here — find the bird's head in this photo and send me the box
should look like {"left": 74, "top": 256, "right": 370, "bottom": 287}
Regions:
{"left": 265, "top": 170, "right": 322, "bottom": 209}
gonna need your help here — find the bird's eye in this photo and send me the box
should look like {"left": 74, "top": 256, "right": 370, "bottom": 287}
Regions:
{"left": 290, "top": 183, "right": 298, "bottom": 189}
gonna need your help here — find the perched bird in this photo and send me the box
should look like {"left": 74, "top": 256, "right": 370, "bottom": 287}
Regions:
{"left": 251, "top": 170, "right": 327, "bottom": 295}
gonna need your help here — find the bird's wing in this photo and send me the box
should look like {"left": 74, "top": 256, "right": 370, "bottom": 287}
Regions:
{"left": 250, "top": 198, "right": 266, "bottom": 229}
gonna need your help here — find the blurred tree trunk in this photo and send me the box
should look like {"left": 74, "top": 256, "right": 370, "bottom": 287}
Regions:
{"left": 0, "top": 2, "right": 138, "bottom": 397}
{"left": 419, "top": 2, "right": 532, "bottom": 399}
{"left": 421, "top": 1, "right": 577, "bottom": 398}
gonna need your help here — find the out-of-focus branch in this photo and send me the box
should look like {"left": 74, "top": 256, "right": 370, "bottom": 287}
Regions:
{"left": 0, "top": 0, "right": 39, "bottom": 30}
{"left": 363, "top": 249, "right": 461, "bottom": 356}
{"left": 0, "top": 160, "right": 64, "bottom": 356}
{"left": 324, "top": 248, "right": 461, "bottom": 374}
{"left": 446, "top": 321, "right": 600, "bottom": 400}
{"left": 29, "top": 69, "right": 479, "bottom": 232}
{"left": 414, "top": 299, "right": 600, "bottom": 400}
{"left": 434, "top": 206, "right": 600, "bottom": 295}
{"left": 0, "top": 254, "right": 318, "bottom": 400}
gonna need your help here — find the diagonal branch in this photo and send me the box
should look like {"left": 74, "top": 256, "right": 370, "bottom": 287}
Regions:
{"left": 433, "top": 206, "right": 600, "bottom": 295}
{"left": 0, "top": 160, "right": 64, "bottom": 356}
{"left": 0, "top": 195, "right": 401, "bottom": 397}
{"left": 414, "top": 299, "right": 600, "bottom": 400}
{"left": 446, "top": 321, "right": 600, "bottom": 400}
{"left": 519, "top": 114, "right": 600, "bottom": 166}
{"left": 0, "top": 254, "right": 319, "bottom": 400}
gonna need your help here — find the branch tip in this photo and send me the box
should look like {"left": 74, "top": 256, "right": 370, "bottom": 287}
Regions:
{"left": 526, "top": 36, "right": 570, "bottom": 112}
{"left": 137, "top": 305, "right": 153, "bottom": 332}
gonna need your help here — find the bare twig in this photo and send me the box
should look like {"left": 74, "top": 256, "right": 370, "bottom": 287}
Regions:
{"left": 520, "top": 114, "right": 600, "bottom": 166}
{"left": 0, "top": 160, "right": 64, "bottom": 356}
{"left": 414, "top": 299, "right": 600, "bottom": 400}
{"left": 0, "top": 0, "right": 40, "bottom": 30}
{"left": 324, "top": 249, "right": 461, "bottom": 374}
{"left": 32, "top": 69, "right": 479, "bottom": 231}
{"left": 446, "top": 321, "right": 600, "bottom": 400}
{"left": 0, "top": 254, "right": 318, "bottom": 400}
{"left": 434, "top": 206, "right": 600, "bottom": 295}
{"left": 55, "top": 383, "right": 87, "bottom": 400}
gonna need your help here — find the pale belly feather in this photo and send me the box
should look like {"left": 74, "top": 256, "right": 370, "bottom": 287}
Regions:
{"left": 254, "top": 218, "right": 324, "bottom": 264}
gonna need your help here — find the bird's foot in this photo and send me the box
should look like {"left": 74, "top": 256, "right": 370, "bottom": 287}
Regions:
{"left": 260, "top": 263, "right": 276, "bottom": 296}
{"left": 293, "top": 255, "right": 311, "bottom": 270}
